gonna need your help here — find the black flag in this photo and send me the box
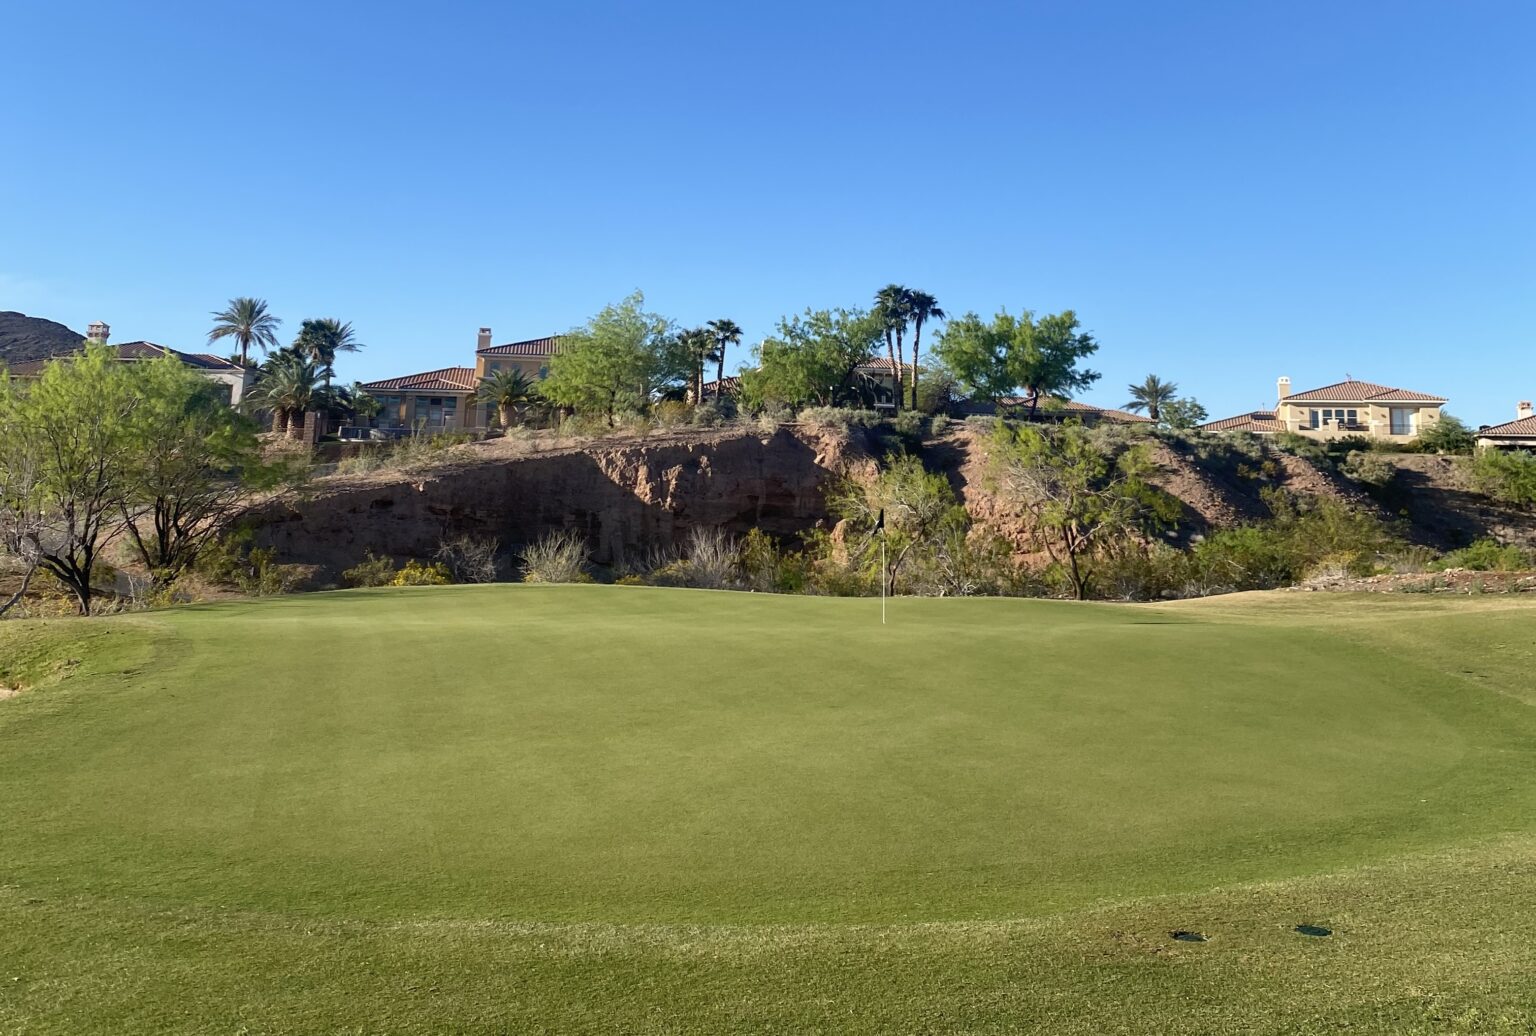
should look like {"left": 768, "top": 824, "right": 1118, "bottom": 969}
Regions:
{"left": 874, "top": 508, "right": 885, "bottom": 532}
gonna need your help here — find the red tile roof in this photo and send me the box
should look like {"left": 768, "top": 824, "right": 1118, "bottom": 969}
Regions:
{"left": 1281, "top": 379, "right": 1446, "bottom": 403}
{"left": 997, "top": 396, "right": 1153, "bottom": 423}
{"left": 360, "top": 367, "right": 479, "bottom": 392}
{"left": 1478, "top": 415, "right": 1536, "bottom": 439}
{"left": 701, "top": 375, "right": 740, "bottom": 396}
{"left": 477, "top": 336, "right": 563, "bottom": 358}
{"left": 1202, "top": 410, "right": 1285, "bottom": 433}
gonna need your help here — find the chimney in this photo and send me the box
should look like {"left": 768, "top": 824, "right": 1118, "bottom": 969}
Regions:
{"left": 477, "top": 327, "right": 492, "bottom": 351}
{"left": 1277, "top": 376, "right": 1292, "bottom": 401}
{"left": 1519, "top": 401, "right": 1533, "bottom": 421}
{"left": 87, "top": 320, "right": 110, "bottom": 344}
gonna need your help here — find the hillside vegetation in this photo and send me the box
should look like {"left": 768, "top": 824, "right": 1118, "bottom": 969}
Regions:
{"left": 3, "top": 587, "right": 1536, "bottom": 1032}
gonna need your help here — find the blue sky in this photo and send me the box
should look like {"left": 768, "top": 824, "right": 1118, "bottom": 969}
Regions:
{"left": 4, "top": 0, "right": 1531, "bottom": 423}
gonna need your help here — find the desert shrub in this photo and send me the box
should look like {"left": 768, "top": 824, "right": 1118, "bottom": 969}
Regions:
{"left": 1382, "top": 545, "right": 1439, "bottom": 574}
{"left": 195, "top": 534, "right": 308, "bottom": 596}
{"left": 1271, "top": 431, "right": 1334, "bottom": 469}
{"left": 693, "top": 399, "right": 735, "bottom": 425}
{"left": 1340, "top": 450, "right": 1396, "bottom": 487}
{"left": 342, "top": 552, "right": 397, "bottom": 587}
{"left": 799, "top": 406, "right": 882, "bottom": 430}
{"left": 434, "top": 535, "right": 500, "bottom": 583}
{"left": 1469, "top": 449, "right": 1536, "bottom": 507}
{"left": 334, "top": 433, "right": 474, "bottom": 477}
{"left": 556, "top": 413, "right": 615, "bottom": 439}
{"left": 390, "top": 560, "right": 453, "bottom": 586}
{"left": 520, "top": 529, "right": 592, "bottom": 583}
{"left": 736, "top": 527, "right": 809, "bottom": 593}
{"left": 653, "top": 400, "right": 690, "bottom": 427}
{"left": 680, "top": 527, "right": 738, "bottom": 589}
{"left": 1091, "top": 542, "right": 1193, "bottom": 601}
{"left": 1189, "top": 526, "right": 1296, "bottom": 593}
{"left": 1434, "top": 538, "right": 1533, "bottom": 572}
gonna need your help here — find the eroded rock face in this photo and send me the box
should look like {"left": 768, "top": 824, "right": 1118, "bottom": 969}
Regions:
{"left": 250, "top": 425, "right": 873, "bottom": 577}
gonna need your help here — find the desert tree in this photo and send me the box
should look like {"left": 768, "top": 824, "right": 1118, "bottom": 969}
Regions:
{"left": 934, "top": 307, "right": 1101, "bottom": 418}
{"left": 905, "top": 290, "right": 945, "bottom": 410}
{"left": 541, "top": 292, "right": 679, "bottom": 426}
{"left": 475, "top": 367, "right": 541, "bottom": 429}
{"left": 0, "top": 347, "right": 141, "bottom": 614}
{"left": 1124, "top": 374, "right": 1179, "bottom": 422}
{"left": 738, "top": 308, "right": 886, "bottom": 410}
{"left": 873, "top": 284, "right": 913, "bottom": 410}
{"left": 208, "top": 297, "right": 282, "bottom": 367}
{"left": 118, "top": 356, "right": 283, "bottom": 588}
{"left": 831, "top": 452, "right": 968, "bottom": 596}
{"left": 247, "top": 348, "right": 323, "bottom": 440}
{"left": 706, "top": 318, "right": 743, "bottom": 389}
{"left": 991, "top": 420, "right": 1177, "bottom": 599}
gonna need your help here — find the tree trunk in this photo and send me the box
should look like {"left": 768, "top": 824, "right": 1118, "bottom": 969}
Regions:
{"left": 0, "top": 562, "right": 37, "bottom": 618}
{"left": 910, "top": 317, "right": 924, "bottom": 410}
{"left": 716, "top": 345, "right": 725, "bottom": 387}
{"left": 884, "top": 331, "right": 899, "bottom": 412}
{"left": 499, "top": 403, "right": 514, "bottom": 429}
{"left": 287, "top": 411, "right": 306, "bottom": 442}
{"left": 273, "top": 409, "right": 290, "bottom": 437}
{"left": 892, "top": 329, "right": 906, "bottom": 413}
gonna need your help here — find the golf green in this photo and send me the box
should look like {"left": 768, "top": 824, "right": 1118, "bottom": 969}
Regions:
{"left": 3, "top": 586, "right": 1535, "bottom": 1033}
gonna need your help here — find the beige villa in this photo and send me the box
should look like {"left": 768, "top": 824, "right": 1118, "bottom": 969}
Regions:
{"left": 360, "top": 328, "right": 562, "bottom": 432}
{"left": 6, "top": 322, "right": 254, "bottom": 405}
{"left": 1203, "top": 376, "right": 1447, "bottom": 443}
{"left": 1476, "top": 402, "right": 1536, "bottom": 449}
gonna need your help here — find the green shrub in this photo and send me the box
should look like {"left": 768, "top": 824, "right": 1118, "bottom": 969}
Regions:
{"left": 1413, "top": 413, "right": 1476, "bottom": 454}
{"left": 390, "top": 560, "right": 453, "bottom": 586}
{"left": 1434, "top": 538, "right": 1533, "bottom": 572}
{"left": 1469, "top": 449, "right": 1536, "bottom": 507}
{"left": 342, "top": 552, "right": 397, "bottom": 587}
{"left": 799, "top": 407, "right": 882, "bottom": 430}
{"left": 1341, "top": 450, "right": 1396, "bottom": 487}
{"left": 652, "top": 400, "right": 690, "bottom": 427}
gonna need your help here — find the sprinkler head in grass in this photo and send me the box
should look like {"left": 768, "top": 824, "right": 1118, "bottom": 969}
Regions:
{"left": 1295, "top": 924, "right": 1332, "bottom": 938}
{"left": 1170, "top": 930, "right": 1208, "bottom": 943}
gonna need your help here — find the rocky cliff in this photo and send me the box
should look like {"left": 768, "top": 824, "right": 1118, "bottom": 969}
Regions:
{"left": 251, "top": 424, "right": 877, "bottom": 576}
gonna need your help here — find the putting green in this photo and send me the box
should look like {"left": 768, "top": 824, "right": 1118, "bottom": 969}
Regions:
{"left": 3, "top": 587, "right": 1535, "bottom": 1033}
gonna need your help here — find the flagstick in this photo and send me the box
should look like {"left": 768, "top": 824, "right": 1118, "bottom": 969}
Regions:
{"left": 880, "top": 531, "right": 887, "bottom": 625}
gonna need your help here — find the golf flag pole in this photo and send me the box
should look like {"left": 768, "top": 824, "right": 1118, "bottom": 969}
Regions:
{"left": 876, "top": 508, "right": 886, "bottom": 625}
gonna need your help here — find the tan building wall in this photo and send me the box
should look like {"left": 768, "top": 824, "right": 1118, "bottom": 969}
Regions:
{"left": 1273, "top": 400, "right": 1442, "bottom": 443}
{"left": 371, "top": 390, "right": 483, "bottom": 431}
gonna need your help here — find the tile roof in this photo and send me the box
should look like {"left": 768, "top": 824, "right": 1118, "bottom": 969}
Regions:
{"left": 360, "top": 367, "right": 479, "bottom": 392}
{"left": 113, "top": 341, "right": 245, "bottom": 371}
{"left": 701, "top": 375, "right": 740, "bottom": 396}
{"left": 1201, "top": 410, "right": 1285, "bottom": 433}
{"left": 1281, "top": 379, "right": 1446, "bottom": 403}
{"left": 4, "top": 343, "right": 245, "bottom": 375}
{"left": 997, "top": 396, "right": 1153, "bottom": 423}
{"left": 476, "top": 335, "right": 563, "bottom": 357}
{"left": 1477, "top": 415, "right": 1536, "bottom": 438}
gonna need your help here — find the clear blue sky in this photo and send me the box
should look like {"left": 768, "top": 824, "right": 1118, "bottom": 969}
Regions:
{"left": 4, "top": 0, "right": 1531, "bottom": 423}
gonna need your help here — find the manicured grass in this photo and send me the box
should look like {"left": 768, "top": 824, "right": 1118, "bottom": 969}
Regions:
{"left": 2, "top": 587, "right": 1535, "bottom": 1033}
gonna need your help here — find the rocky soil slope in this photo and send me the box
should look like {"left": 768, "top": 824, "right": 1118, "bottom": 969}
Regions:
{"left": 246, "top": 422, "right": 1519, "bottom": 582}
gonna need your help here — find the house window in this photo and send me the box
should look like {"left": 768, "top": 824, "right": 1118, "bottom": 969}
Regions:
{"left": 1320, "top": 408, "right": 1359, "bottom": 427}
{"left": 1308, "top": 410, "right": 1320, "bottom": 429}
{"left": 1390, "top": 408, "right": 1413, "bottom": 436}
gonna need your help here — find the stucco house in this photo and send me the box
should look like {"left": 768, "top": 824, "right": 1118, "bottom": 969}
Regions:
{"left": 360, "top": 328, "right": 562, "bottom": 432}
{"left": 1476, "top": 402, "right": 1536, "bottom": 450}
{"left": 5, "top": 322, "right": 254, "bottom": 405}
{"left": 1203, "top": 377, "right": 1446, "bottom": 443}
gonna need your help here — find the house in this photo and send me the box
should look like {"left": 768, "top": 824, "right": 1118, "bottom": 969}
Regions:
{"left": 359, "top": 328, "right": 563, "bottom": 432}
{"left": 957, "top": 396, "right": 1153, "bottom": 425}
{"left": 1203, "top": 376, "right": 1447, "bottom": 442}
{"left": 1476, "top": 402, "right": 1536, "bottom": 450}
{"left": 5, "top": 322, "right": 254, "bottom": 405}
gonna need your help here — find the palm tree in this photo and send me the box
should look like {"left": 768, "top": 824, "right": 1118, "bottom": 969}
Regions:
{"left": 874, "top": 285, "right": 913, "bottom": 411}
{"left": 475, "top": 367, "right": 540, "bottom": 429}
{"left": 293, "top": 318, "right": 365, "bottom": 388}
{"left": 905, "top": 290, "right": 945, "bottom": 410}
{"left": 706, "top": 318, "right": 743, "bottom": 389}
{"left": 677, "top": 327, "right": 716, "bottom": 403}
{"left": 247, "top": 349, "right": 323, "bottom": 440}
{"left": 208, "top": 297, "right": 282, "bottom": 367}
{"left": 1124, "top": 374, "right": 1179, "bottom": 422}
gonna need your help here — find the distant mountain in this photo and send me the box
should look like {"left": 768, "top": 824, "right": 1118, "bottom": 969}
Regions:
{"left": 0, "top": 311, "right": 87, "bottom": 365}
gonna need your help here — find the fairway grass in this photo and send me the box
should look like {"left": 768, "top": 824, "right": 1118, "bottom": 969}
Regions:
{"left": 3, "top": 587, "right": 1535, "bottom": 1033}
